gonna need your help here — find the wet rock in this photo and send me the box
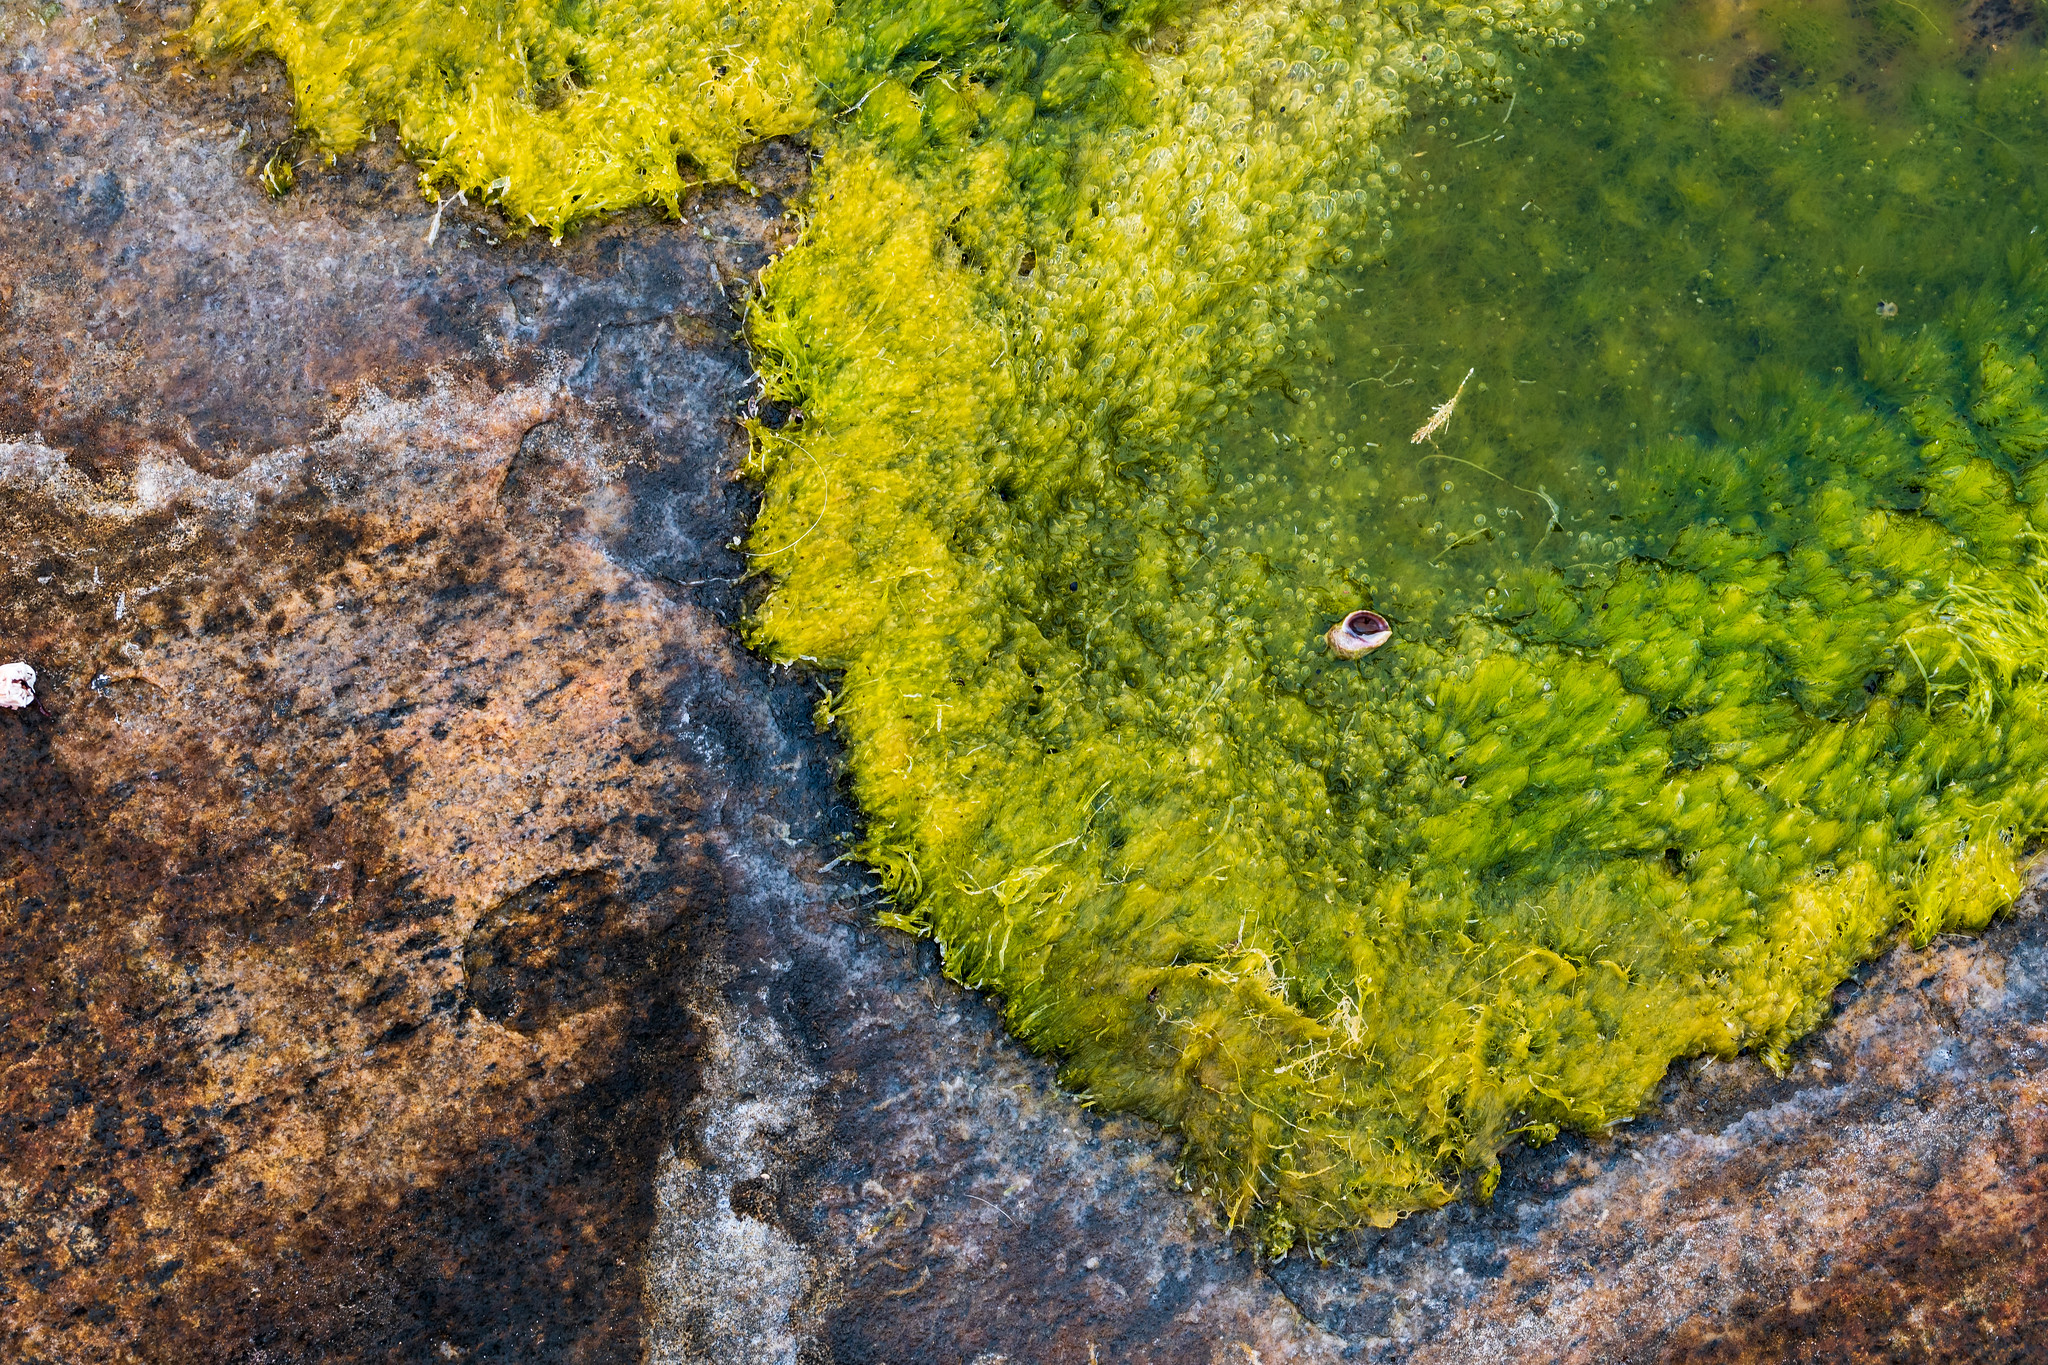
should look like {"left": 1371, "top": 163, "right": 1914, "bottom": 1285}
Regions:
{"left": 1270, "top": 896, "right": 2048, "bottom": 1361}
{"left": 0, "top": 365, "right": 726, "bottom": 1361}
{"left": 2, "top": 2, "right": 2046, "bottom": 1362}
{"left": 0, "top": 2, "right": 774, "bottom": 1358}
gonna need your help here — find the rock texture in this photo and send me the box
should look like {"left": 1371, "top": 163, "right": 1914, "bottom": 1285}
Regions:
{"left": 0, "top": 3, "right": 800, "bottom": 1358}
{"left": 1276, "top": 901, "right": 2048, "bottom": 1362}
{"left": 1, "top": 2, "right": 2045, "bottom": 1362}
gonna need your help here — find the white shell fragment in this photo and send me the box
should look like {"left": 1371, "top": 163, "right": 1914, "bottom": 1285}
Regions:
{"left": 0, "top": 661, "right": 36, "bottom": 709}
{"left": 1327, "top": 610, "right": 1393, "bottom": 659}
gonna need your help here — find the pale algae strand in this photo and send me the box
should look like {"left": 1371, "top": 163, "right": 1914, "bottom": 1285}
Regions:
{"left": 192, "top": 0, "right": 2048, "bottom": 1248}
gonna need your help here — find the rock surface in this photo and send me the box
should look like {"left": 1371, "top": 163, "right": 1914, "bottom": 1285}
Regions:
{"left": 1, "top": 2, "right": 2045, "bottom": 1362}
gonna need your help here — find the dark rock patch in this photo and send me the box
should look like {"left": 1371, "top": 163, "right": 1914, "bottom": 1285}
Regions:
{"left": 1973, "top": 0, "right": 2046, "bottom": 47}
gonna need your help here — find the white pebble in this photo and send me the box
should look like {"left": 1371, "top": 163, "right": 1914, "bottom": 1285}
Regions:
{"left": 0, "top": 662, "right": 35, "bottom": 709}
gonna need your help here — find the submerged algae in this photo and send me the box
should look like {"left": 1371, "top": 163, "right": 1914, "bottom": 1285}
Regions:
{"left": 193, "top": 0, "right": 2048, "bottom": 1243}
{"left": 755, "top": 4, "right": 2048, "bottom": 1242}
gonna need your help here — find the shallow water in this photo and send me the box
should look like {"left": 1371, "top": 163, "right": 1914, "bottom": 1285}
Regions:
{"left": 855, "top": 0, "right": 2048, "bottom": 1239}
{"left": 1258, "top": 0, "right": 2048, "bottom": 627}
{"left": 200, "top": 0, "right": 2048, "bottom": 1243}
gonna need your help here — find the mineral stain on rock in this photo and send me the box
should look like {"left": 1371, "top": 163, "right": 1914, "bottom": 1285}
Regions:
{"left": 463, "top": 871, "right": 647, "bottom": 1035}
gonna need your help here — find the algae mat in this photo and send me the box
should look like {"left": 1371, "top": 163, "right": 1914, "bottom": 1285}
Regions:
{"left": 194, "top": 0, "right": 2048, "bottom": 1242}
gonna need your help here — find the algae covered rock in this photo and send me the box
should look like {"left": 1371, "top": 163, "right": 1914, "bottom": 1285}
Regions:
{"left": 192, "top": 0, "right": 2048, "bottom": 1245}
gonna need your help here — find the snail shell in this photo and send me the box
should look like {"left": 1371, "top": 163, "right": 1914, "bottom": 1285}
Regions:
{"left": 1327, "top": 610, "right": 1392, "bottom": 659}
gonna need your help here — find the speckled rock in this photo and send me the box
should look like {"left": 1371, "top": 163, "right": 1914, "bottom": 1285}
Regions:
{"left": 2, "top": 380, "right": 714, "bottom": 1362}
{"left": 3, "top": 2, "right": 2046, "bottom": 1363}
{"left": 0, "top": 2, "right": 789, "bottom": 1358}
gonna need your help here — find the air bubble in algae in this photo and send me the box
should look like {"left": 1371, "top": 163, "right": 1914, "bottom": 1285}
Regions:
{"left": 194, "top": 0, "right": 2048, "bottom": 1248}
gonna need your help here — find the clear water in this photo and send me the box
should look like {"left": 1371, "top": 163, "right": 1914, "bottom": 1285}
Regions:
{"left": 1245, "top": 0, "right": 2048, "bottom": 637}
{"left": 201, "top": 0, "right": 2048, "bottom": 1243}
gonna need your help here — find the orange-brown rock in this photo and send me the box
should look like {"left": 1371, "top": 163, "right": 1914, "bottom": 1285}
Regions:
{"left": 2, "top": 375, "right": 718, "bottom": 1360}
{"left": 4, "top": 3, "right": 2047, "bottom": 1363}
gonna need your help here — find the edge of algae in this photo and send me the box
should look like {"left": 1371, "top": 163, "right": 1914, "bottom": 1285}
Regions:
{"left": 737, "top": 0, "right": 1603, "bottom": 1240}
{"left": 189, "top": 0, "right": 2048, "bottom": 1247}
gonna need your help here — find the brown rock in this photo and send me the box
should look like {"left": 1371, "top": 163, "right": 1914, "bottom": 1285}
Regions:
{"left": 0, "top": 2, "right": 781, "bottom": 1358}
{"left": 4, "top": 3, "right": 2047, "bottom": 1363}
{"left": 0, "top": 370, "right": 724, "bottom": 1360}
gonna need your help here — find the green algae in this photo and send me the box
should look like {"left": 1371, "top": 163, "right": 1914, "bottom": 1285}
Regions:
{"left": 195, "top": 0, "right": 2048, "bottom": 1243}
{"left": 193, "top": 0, "right": 823, "bottom": 224}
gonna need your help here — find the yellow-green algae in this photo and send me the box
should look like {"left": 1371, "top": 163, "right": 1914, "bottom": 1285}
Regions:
{"left": 194, "top": 0, "right": 2048, "bottom": 1243}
